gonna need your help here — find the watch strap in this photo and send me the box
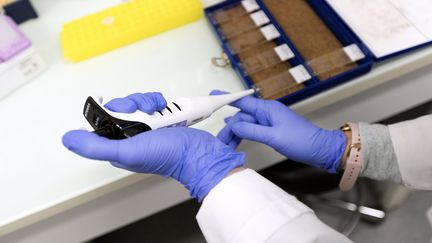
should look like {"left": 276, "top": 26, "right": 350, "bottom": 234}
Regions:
{"left": 339, "top": 123, "right": 363, "bottom": 191}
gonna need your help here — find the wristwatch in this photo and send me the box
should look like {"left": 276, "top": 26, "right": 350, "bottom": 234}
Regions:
{"left": 339, "top": 123, "right": 363, "bottom": 191}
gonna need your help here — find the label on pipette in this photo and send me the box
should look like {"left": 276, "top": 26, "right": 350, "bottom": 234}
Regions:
{"left": 250, "top": 10, "right": 270, "bottom": 27}
{"left": 260, "top": 25, "right": 280, "bottom": 41}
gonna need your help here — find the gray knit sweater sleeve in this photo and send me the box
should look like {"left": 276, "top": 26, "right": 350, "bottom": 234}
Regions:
{"left": 359, "top": 122, "right": 403, "bottom": 183}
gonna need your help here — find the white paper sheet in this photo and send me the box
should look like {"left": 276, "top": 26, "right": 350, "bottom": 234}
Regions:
{"left": 327, "top": 0, "right": 432, "bottom": 58}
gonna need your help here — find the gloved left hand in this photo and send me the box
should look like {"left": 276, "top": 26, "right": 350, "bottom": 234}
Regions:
{"left": 213, "top": 90, "right": 346, "bottom": 173}
{"left": 62, "top": 92, "right": 245, "bottom": 202}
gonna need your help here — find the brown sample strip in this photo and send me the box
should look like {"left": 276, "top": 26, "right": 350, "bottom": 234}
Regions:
{"left": 255, "top": 73, "right": 305, "bottom": 100}
{"left": 237, "top": 41, "right": 277, "bottom": 60}
{"left": 263, "top": 0, "right": 356, "bottom": 80}
{"left": 250, "top": 62, "right": 304, "bottom": 99}
{"left": 213, "top": 3, "right": 305, "bottom": 100}
{"left": 219, "top": 14, "right": 259, "bottom": 39}
{"left": 237, "top": 42, "right": 281, "bottom": 74}
{"left": 228, "top": 28, "right": 269, "bottom": 53}
{"left": 236, "top": 41, "right": 304, "bottom": 99}
{"left": 212, "top": 4, "right": 248, "bottom": 25}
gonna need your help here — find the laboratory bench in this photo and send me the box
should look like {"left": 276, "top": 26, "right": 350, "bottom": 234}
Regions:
{"left": 1, "top": 0, "right": 432, "bottom": 242}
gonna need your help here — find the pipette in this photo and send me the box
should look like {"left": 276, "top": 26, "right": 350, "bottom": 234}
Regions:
{"left": 83, "top": 89, "right": 256, "bottom": 139}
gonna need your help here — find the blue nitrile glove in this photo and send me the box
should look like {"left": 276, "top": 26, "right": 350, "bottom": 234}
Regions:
{"left": 213, "top": 90, "right": 346, "bottom": 173}
{"left": 63, "top": 92, "right": 245, "bottom": 202}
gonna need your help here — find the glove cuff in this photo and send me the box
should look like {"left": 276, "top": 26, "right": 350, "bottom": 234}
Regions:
{"left": 190, "top": 151, "right": 246, "bottom": 202}
{"left": 322, "top": 129, "right": 347, "bottom": 173}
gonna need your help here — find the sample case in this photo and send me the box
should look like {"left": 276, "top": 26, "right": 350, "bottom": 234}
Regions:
{"left": 205, "top": 0, "right": 432, "bottom": 104}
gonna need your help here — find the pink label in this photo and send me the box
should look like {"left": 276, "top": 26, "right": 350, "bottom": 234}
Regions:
{"left": 0, "top": 15, "right": 32, "bottom": 62}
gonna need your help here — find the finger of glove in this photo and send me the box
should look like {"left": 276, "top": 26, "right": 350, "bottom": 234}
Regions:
{"left": 228, "top": 95, "right": 266, "bottom": 118}
{"left": 63, "top": 130, "right": 160, "bottom": 169}
{"left": 211, "top": 90, "right": 260, "bottom": 115}
{"left": 210, "top": 90, "right": 228, "bottom": 96}
{"left": 235, "top": 98, "right": 294, "bottom": 127}
{"left": 110, "top": 161, "right": 129, "bottom": 170}
{"left": 63, "top": 130, "right": 120, "bottom": 161}
{"left": 126, "top": 92, "right": 167, "bottom": 113}
{"left": 217, "top": 112, "right": 256, "bottom": 144}
{"left": 104, "top": 97, "right": 138, "bottom": 113}
{"left": 231, "top": 122, "right": 273, "bottom": 145}
{"left": 224, "top": 116, "right": 233, "bottom": 124}
{"left": 217, "top": 124, "right": 235, "bottom": 145}
{"left": 105, "top": 92, "right": 167, "bottom": 114}
{"left": 228, "top": 136, "right": 242, "bottom": 149}
{"left": 210, "top": 90, "right": 267, "bottom": 121}
{"left": 212, "top": 90, "right": 284, "bottom": 127}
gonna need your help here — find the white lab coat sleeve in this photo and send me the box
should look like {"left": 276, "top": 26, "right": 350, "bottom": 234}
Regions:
{"left": 388, "top": 115, "right": 432, "bottom": 190}
{"left": 196, "top": 169, "right": 351, "bottom": 243}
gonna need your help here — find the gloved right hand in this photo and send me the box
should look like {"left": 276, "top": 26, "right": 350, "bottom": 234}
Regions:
{"left": 63, "top": 92, "right": 245, "bottom": 202}
{"left": 214, "top": 91, "right": 346, "bottom": 173}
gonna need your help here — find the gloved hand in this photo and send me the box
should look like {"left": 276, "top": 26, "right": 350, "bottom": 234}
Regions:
{"left": 213, "top": 90, "right": 346, "bottom": 173}
{"left": 63, "top": 92, "right": 245, "bottom": 202}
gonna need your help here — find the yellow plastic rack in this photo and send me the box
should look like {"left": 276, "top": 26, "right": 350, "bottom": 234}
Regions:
{"left": 60, "top": 0, "right": 203, "bottom": 62}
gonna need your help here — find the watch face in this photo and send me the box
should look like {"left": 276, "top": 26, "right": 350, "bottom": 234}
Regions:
{"left": 340, "top": 124, "right": 351, "bottom": 132}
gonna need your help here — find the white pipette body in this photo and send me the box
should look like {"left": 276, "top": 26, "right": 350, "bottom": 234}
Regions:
{"left": 93, "top": 89, "right": 255, "bottom": 131}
